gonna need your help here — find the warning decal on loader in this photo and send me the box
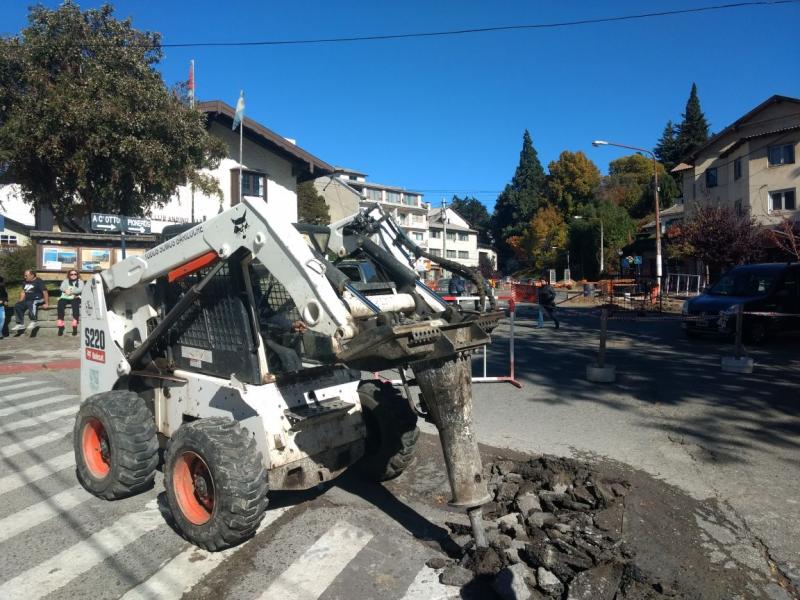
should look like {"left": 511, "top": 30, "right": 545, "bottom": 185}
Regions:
{"left": 85, "top": 348, "right": 106, "bottom": 363}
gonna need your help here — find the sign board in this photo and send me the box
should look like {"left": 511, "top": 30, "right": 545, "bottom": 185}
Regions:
{"left": 0, "top": 215, "right": 5, "bottom": 231}
{"left": 91, "top": 213, "right": 151, "bottom": 234}
{"left": 633, "top": 256, "right": 643, "bottom": 265}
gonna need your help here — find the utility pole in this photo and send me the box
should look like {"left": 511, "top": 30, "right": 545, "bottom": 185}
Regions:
{"left": 442, "top": 197, "right": 447, "bottom": 268}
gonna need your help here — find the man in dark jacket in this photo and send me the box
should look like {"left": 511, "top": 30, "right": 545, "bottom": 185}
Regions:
{"left": 12, "top": 270, "right": 49, "bottom": 331}
{"left": 538, "top": 277, "right": 560, "bottom": 329}
{"left": 448, "top": 275, "right": 466, "bottom": 297}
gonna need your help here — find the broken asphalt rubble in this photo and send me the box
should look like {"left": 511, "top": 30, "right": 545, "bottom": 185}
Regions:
{"left": 431, "top": 455, "right": 681, "bottom": 599}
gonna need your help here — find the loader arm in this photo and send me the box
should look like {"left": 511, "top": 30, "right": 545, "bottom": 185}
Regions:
{"left": 101, "top": 198, "right": 357, "bottom": 341}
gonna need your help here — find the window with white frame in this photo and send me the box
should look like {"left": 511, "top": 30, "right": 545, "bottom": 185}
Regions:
{"left": 458, "top": 250, "right": 469, "bottom": 259}
{"left": 430, "top": 230, "right": 441, "bottom": 239}
{"left": 241, "top": 171, "right": 265, "bottom": 198}
{"left": 403, "top": 194, "right": 418, "bottom": 206}
{"left": 412, "top": 231, "right": 424, "bottom": 241}
{"left": 367, "top": 188, "right": 382, "bottom": 201}
{"left": 430, "top": 248, "right": 441, "bottom": 256}
{"left": 458, "top": 233, "right": 468, "bottom": 241}
{"left": 769, "top": 189, "right": 796, "bottom": 212}
{"left": 733, "top": 158, "right": 742, "bottom": 180}
{"left": 768, "top": 143, "right": 795, "bottom": 166}
{"left": 0, "top": 235, "right": 18, "bottom": 245}
{"left": 446, "top": 250, "right": 457, "bottom": 258}
{"left": 446, "top": 232, "right": 456, "bottom": 241}
{"left": 386, "top": 191, "right": 401, "bottom": 203}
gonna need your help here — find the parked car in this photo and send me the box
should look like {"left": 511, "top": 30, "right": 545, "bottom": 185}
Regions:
{"left": 682, "top": 262, "right": 800, "bottom": 343}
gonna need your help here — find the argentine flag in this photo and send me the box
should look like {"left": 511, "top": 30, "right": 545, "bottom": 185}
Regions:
{"left": 232, "top": 90, "right": 245, "bottom": 130}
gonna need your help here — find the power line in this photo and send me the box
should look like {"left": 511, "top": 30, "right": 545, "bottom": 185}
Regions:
{"left": 4, "top": 1, "right": 797, "bottom": 49}
{"left": 157, "top": 1, "right": 798, "bottom": 47}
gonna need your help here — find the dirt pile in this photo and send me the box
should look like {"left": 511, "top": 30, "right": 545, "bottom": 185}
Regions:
{"left": 437, "top": 456, "right": 682, "bottom": 599}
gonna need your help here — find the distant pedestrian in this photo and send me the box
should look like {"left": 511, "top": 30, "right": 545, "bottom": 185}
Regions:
{"left": 538, "top": 277, "right": 559, "bottom": 329}
{"left": 12, "top": 270, "right": 49, "bottom": 331}
{"left": 57, "top": 270, "right": 84, "bottom": 329}
{"left": 448, "top": 275, "right": 466, "bottom": 297}
{"left": 0, "top": 276, "right": 7, "bottom": 338}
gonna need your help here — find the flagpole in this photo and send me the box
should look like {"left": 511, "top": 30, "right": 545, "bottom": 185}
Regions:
{"left": 239, "top": 94, "right": 243, "bottom": 204}
{"left": 189, "top": 60, "right": 195, "bottom": 221}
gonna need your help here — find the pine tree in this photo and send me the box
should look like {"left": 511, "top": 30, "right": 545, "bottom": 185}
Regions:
{"left": 491, "top": 130, "right": 547, "bottom": 270}
{"left": 654, "top": 120, "right": 679, "bottom": 172}
{"left": 676, "top": 83, "right": 710, "bottom": 161}
{"left": 297, "top": 181, "right": 330, "bottom": 225}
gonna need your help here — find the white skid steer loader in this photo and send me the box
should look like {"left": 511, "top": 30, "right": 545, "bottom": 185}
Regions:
{"left": 74, "top": 197, "right": 501, "bottom": 551}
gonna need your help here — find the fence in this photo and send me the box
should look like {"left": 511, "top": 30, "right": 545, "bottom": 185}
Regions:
{"left": 664, "top": 273, "right": 703, "bottom": 297}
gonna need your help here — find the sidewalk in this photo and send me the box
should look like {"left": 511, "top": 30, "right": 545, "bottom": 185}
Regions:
{"left": 0, "top": 332, "right": 80, "bottom": 373}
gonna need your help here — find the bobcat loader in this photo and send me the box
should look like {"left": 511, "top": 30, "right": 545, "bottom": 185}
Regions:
{"left": 74, "top": 196, "right": 500, "bottom": 551}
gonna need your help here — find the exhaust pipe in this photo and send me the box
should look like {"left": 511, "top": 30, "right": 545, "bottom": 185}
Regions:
{"left": 411, "top": 353, "right": 490, "bottom": 548}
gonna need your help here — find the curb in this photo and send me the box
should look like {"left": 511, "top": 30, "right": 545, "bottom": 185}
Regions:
{"left": 0, "top": 359, "right": 81, "bottom": 374}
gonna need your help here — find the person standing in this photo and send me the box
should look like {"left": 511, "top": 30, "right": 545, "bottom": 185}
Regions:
{"left": 57, "top": 270, "right": 84, "bottom": 328}
{"left": 538, "top": 277, "right": 560, "bottom": 329}
{"left": 0, "top": 276, "right": 7, "bottom": 338}
{"left": 12, "top": 270, "right": 49, "bottom": 331}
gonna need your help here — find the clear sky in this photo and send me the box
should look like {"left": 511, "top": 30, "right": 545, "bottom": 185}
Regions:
{"left": 5, "top": 1, "right": 800, "bottom": 210}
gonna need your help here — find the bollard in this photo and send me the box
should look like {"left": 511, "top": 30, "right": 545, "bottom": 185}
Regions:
{"left": 587, "top": 308, "right": 616, "bottom": 382}
{"left": 721, "top": 304, "right": 754, "bottom": 373}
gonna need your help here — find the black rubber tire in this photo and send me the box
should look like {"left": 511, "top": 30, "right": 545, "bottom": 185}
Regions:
{"left": 164, "top": 418, "right": 268, "bottom": 551}
{"left": 356, "top": 381, "right": 419, "bottom": 481}
{"left": 684, "top": 328, "right": 702, "bottom": 339}
{"left": 73, "top": 390, "right": 159, "bottom": 500}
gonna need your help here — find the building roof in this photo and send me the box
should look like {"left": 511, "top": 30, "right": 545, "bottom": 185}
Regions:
{"left": 333, "top": 166, "right": 368, "bottom": 177}
{"left": 199, "top": 101, "right": 334, "bottom": 181}
{"left": 347, "top": 179, "right": 423, "bottom": 196}
{"left": 641, "top": 201, "right": 684, "bottom": 230}
{"left": 678, "top": 94, "right": 800, "bottom": 165}
{"left": 428, "top": 208, "right": 477, "bottom": 233}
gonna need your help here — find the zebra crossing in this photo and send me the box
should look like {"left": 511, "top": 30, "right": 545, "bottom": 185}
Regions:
{"left": 0, "top": 373, "right": 462, "bottom": 600}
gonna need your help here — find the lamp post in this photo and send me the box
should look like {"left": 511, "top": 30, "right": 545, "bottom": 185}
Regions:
{"left": 592, "top": 140, "right": 661, "bottom": 290}
{"left": 573, "top": 215, "right": 604, "bottom": 275}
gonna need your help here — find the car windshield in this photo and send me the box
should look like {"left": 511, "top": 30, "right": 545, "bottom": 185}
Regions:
{"left": 709, "top": 270, "right": 777, "bottom": 296}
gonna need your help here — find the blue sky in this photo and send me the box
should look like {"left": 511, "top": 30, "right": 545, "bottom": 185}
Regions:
{"left": 5, "top": 1, "right": 800, "bottom": 210}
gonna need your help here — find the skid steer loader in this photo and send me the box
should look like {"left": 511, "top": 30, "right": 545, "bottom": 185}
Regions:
{"left": 74, "top": 197, "right": 501, "bottom": 551}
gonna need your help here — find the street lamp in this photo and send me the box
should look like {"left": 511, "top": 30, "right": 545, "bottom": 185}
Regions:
{"left": 573, "top": 215, "right": 604, "bottom": 274}
{"left": 592, "top": 140, "right": 662, "bottom": 288}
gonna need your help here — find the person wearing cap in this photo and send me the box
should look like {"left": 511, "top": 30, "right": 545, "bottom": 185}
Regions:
{"left": 57, "top": 270, "right": 84, "bottom": 328}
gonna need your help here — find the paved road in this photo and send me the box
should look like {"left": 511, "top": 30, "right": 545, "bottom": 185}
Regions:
{"left": 464, "top": 306, "right": 800, "bottom": 596}
{"left": 1, "top": 310, "right": 798, "bottom": 599}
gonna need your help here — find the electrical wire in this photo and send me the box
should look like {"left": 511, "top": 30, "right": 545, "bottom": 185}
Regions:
{"left": 3, "top": 1, "right": 798, "bottom": 49}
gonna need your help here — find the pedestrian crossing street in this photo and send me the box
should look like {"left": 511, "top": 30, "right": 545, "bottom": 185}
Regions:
{"left": 0, "top": 374, "right": 461, "bottom": 600}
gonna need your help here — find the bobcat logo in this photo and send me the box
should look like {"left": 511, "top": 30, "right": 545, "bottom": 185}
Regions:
{"left": 232, "top": 213, "right": 249, "bottom": 235}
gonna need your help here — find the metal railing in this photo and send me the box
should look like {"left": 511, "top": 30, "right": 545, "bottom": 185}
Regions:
{"left": 664, "top": 273, "right": 703, "bottom": 297}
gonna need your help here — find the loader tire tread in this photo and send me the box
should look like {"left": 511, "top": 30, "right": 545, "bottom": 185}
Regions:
{"left": 164, "top": 417, "right": 268, "bottom": 551}
{"left": 356, "top": 380, "right": 419, "bottom": 481}
{"left": 73, "top": 390, "right": 159, "bottom": 500}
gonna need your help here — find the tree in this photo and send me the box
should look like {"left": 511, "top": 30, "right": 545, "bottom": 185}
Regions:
{"left": 0, "top": 244, "right": 37, "bottom": 284}
{"left": 599, "top": 154, "right": 678, "bottom": 219}
{"left": 675, "top": 83, "right": 710, "bottom": 162}
{"left": 506, "top": 206, "right": 567, "bottom": 273}
{"left": 766, "top": 217, "right": 800, "bottom": 261}
{"left": 568, "top": 201, "right": 636, "bottom": 279}
{"left": 296, "top": 181, "right": 330, "bottom": 225}
{"left": 546, "top": 150, "right": 601, "bottom": 217}
{"left": 492, "top": 130, "right": 547, "bottom": 270}
{"left": 0, "top": 3, "right": 226, "bottom": 229}
{"left": 670, "top": 207, "right": 765, "bottom": 278}
{"left": 654, "top": 120, "right": 680, "bottom": 174}
{"left": 449, "top": 196, "right": 492, "bottom": 244}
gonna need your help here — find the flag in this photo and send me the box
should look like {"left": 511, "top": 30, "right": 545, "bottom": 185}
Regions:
{"left": 187, "top": 60, "right": 195, "bottom": 107}
{"left": 232, "top": 90, "right": 245, "bottom": 131}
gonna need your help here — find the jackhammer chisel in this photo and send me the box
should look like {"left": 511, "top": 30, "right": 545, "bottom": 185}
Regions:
{"left": 412, "top": 354, "right": 490, "bottom": 548}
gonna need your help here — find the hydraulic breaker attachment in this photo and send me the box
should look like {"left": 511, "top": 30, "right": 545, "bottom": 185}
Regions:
{"left": 411, "top": 354, "right": 490, "bottom": 549}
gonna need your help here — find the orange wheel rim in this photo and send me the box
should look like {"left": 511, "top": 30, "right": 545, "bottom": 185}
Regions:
{"left": 81, "top": 417, "right": 111, "bottom": 479}
{"left": 173, "top": 451, "right": 214, "bottom": 525}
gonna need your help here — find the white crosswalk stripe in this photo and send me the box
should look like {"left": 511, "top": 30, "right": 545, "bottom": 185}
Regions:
{"left": 258, "top": 520, "right": 374, "bottom": 600}
{"left": 0, "top": 386, "right": 62, "bottom": 402}
{"left": 400, "top": 566, "right": 460, "bottom": 600}
{"left": 0, "top": 485, "right": 89, "bottom": 544}
{"left": 0, "top": 451, "right": 74, "bottom": 495}
{"left": 0, "top": 377, "right": 25, "bottom": 386}
{"left": 0, "top": 394, "right": 77, "bottom": 418}
{"left": 0, "top": 380, "right": 41, "bottom": 394}
{"left": 0, "top": 500, "right": 164, "bottom": 600}
{"left": 120, "top": 505, "right": 292, "bottom": 600}
{"left": 0, "top": 423, "right": 73, "bottom": 459}
{"left": 0, "top": 405, "right": 76, "bottom": 433}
